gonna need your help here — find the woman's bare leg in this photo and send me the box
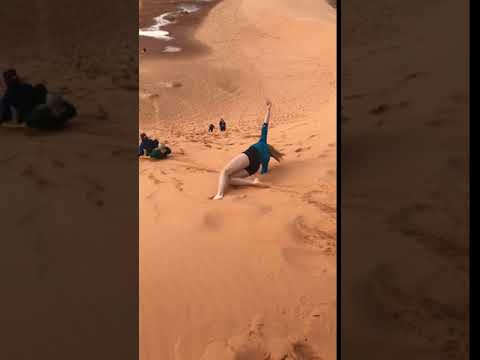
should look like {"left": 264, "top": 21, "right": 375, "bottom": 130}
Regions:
{"left": 230, "top": 177, "right": 268, "bottom": 189}
{"left": 227, "top": 169, "right": 269, "bottom": 188}
{"left": 213, "top": 154, "right": 250, "bottom": 200}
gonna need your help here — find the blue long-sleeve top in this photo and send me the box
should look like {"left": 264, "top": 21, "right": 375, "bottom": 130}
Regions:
{"left": 251, "top": 123, "right": 270, "bottom": 174}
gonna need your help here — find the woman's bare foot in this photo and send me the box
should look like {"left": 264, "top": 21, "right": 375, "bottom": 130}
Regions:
{"left": 253, "top": 178, "right": 270, "bottom": 188}
{"left": 211, "top": 194, "right": 224, "bottom": 200}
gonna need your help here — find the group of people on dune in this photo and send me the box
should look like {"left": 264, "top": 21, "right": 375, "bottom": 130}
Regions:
{"left": 138, "top": 100, "right": 284, "bottom": 200}
{"left": 208, "top": 117, "right": 226, "bottom": 133}
{"left": 0, "top": 69, "right": 77, "bottom": 130}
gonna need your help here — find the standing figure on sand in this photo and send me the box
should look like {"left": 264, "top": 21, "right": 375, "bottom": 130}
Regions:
{"left": 219, "top": 117, "right": 226, "bottom": 132}
{"left": 211, "top": 100, "right": 284, "bottom": 200}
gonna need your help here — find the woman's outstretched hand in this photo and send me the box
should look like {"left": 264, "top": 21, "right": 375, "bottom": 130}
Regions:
{"left": 266, "top": 100, "right": 272, "bottom": 109}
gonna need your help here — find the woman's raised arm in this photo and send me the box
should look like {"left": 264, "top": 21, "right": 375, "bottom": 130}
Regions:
{"left": 263, "top": 100, "right": 272, "bottom": 124}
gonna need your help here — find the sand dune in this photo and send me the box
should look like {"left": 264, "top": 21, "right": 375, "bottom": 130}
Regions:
{"left": 341, "top": 0, "right": 468, "bottom": 358}
{"left": 1, "top": 1, "right": 138, "bottom": 359}
{"left": 140, "top": 0, "right": 336, "bottom": 359}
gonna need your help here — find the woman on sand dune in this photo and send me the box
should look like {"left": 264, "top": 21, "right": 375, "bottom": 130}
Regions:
{"left": 211, "top": 100, "right": 284, "bottom": 200}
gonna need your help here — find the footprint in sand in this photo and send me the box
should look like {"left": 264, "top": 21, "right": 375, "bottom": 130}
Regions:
{"left": 302, "top": 191, "right": 336, "bottom": 217}
{"left": 78, "top": 152, "right": 91, "bottom": 159}
{"left": 341, "top": 113, "right": 350, "bottom": 124}
{"left": 17, "top": 208, "right": 41, "bottom": 226}
{"left": 82, "top": 176, "right": 106, "bottom": 208}
{"left": 51, "top": 159, "right": 66, "bottom": 169}
{"left": 0, "top": 152, "right": 19, "bottom": 164}
{"left": 450, "top": 92, "right": 468, "bottom": 105}
{"left": 95, "top": 105, "right": 109, "bottom": 120}
{"left": 344, "top": 93, "right": 367, "bottom": 100}
{"left": 403, "top": 72, "right": 426, "bottom": 81}
{"left": 295, "top": 146, "right": 311, "bottom": 153}
{"left": 290, "top": 216, "right": 336, "bottom": 254}
{"left": 148, "top": 173, "right": 163, "bottom": 185}
{"left": 203, "top": 210, "right": 223, "bottom": 230}
{"left": 387, "top": 202, "right": 468, "bottom": 270}
{"left": 85, "top": 192, "right": 104, "bottom": 208}
{"left": 360, "top": 264, "right": 468, "bottom": 358}
{"left": 232, "top": 194, "right": 248, "bottom": 201}
{"left": 172, "top": 177, "right": 184, "bottom": 192}
{"left": 145, "top": 191, "right": 157, "bottom": 200}
{"left": 200, "top": 315, "right": 323, "bottom": 360}
{"left": 21, "top": 164, "right": 54, "bottom": 189}
{"left": 370, "top": 104, "right": 389, "bottom": 115}
{"left": 370, "top": 101, "right": 409, "bottom": 117}
{"left": 258, "top": 205, "right": 273, "bottom": 214}
{"left": 424, "top": 118, "right": 448, "bottom": 127}
{"left": 282, "top": 247, "right": 327, "bottom": 276}
{"left": 185, "top": 165, "right": 216, "bottom": 174}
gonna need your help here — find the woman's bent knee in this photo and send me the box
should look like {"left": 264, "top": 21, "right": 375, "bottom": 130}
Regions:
{"left": 221, "top": 167, "right": 234, "bottom": 176}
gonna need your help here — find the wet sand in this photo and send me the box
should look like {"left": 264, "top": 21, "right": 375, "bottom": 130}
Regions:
{"left": 140, "top": 0, "right": 221, "bottom": 57}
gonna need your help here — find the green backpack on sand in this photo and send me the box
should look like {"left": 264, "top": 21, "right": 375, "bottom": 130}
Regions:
{"left": 149, "top": 146, "right": 171, "bottom": 159}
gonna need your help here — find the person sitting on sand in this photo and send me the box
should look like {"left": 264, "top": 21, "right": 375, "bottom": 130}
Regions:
{"left": 219, "top": 118, "right": 226, "bottom": 132}
{"left": 138, "top": 133, "right": 172, "bottom": 159}
{"left": 149, "top": 143, "right": 172, "bottom": 160}
{"left": 26, "top": 92, "right": 77, "bottom": 130}
{"left": 138, "top": 133, "right": 160, "bottom": 156}
{"left": 1, "top": 69, "right": 36, "bottom": 124}
{"left": 1, "top": 70, "right": 66, "bottom": 129}
{"left": 211, "top": 100, "right": 284, "bottom": 200}
{"left": 208, "top": 123, "right": 215, "bottom": 133}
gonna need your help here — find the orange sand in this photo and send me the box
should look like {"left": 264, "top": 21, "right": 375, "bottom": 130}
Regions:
{"left": 140, "top": 0, "right": 336, "bottom": 359}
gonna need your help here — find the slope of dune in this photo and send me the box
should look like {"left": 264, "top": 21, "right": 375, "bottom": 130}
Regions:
{"left": 140, "top": 0, "right": 336, "bottom": 359}
{"left": 1, "top": 1, "right": 138, "bottom": 359}
{"left": 341, "top": 0, "right": 468, "bottom": 358}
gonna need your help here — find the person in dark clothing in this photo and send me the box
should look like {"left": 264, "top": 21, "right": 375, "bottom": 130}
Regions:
{"left": 138, "top": 133, "right": 172, "bottom": 159}
{"left": 149, "top": 145, "right": 172, "bottom": 159}
{"left": 27, "top": 95, "right": 77, "bottom": 130}
{"left": 1, "top": 69, "right": 50, "bottom": 125}
{"left": 1, "top": 69, "right": 36, "bottom": 123}
{"left": 0, "top": 97, "right": 11, "bottom": 122}
{"left": 138, "top": 133, "right": 160, "bottom": 156}
{"left": 208, "top": 124, "right": 215, "bottom": 132}
{"left": 219, "top": 118, "right": 226, "bottom": 132}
